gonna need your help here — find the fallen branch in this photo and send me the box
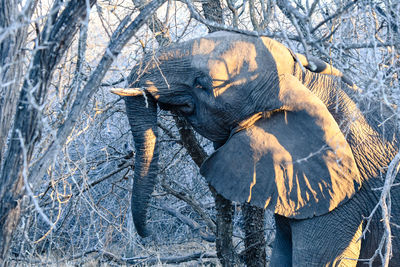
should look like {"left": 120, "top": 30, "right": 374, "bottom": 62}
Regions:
{"left": 161, "top": 178, "right": 216, "bottom": 234}
{"left": 152, "top": 203, "right": 215, "bottom": 242}
{"left": 122, "top": 251, "right": 218, "bottom": 265}
{"left": 11, "top": 249, "right": 217, "bottom": 265}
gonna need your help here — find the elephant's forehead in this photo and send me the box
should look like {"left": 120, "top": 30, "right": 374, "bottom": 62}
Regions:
{"left": 192, "top": 39, "right": 259, "bottom": 76}
{"left": 191, "top": 33, "right": 250, "bottom": 55}
{"left": 209, "top": 42, "right": 258, "bottom": 74}
{"left": 191, "top": 38, "right": 219, "bottom": 55}
{"left": 191, "top": 35, "right": 295, "bottom": 78}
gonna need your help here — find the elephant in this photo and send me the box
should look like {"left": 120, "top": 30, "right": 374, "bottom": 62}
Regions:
{"left": 112, "top": 31, "right": 400, "bottom": 266}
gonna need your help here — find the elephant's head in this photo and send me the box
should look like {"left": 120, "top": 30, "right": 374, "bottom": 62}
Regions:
{"left": 112, "top": 31, "right": 362, "bottom": 237}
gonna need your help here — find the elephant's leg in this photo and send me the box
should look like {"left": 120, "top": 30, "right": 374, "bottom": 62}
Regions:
{"left": 358, "top": 183, "right": 400, "bottom": 266}
{"left": 270, "top": 215, "right": 292, "bottom": 267}
{"left": 290, "top": 207, "right": 363, "bottom": 267}
{"left": 243, "top": 203, "right": 266, "bottom": 267}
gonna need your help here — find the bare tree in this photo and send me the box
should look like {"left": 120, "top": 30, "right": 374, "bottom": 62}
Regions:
{"left": 0, "top": 0, "right": 398, "bottom": 266}
{"left": 0, "top": 0, "right": 36, "bottom": 164}
{"left": 0, "top": 0, "right": 97, "bottom": 260}
{"left": 0, "top": 0, "right": 166, "bottom": 263}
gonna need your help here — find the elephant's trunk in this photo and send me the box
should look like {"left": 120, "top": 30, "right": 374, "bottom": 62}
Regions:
{"left": 124, "top": 95, "right": 158, "bottom": 237}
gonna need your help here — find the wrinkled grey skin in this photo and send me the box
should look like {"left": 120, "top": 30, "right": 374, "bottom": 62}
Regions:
{"left": 119, "top": 32, "right": 400, "bottom": 266}
{"left": 124, "top": 95, "right": 158, "bottom": 237}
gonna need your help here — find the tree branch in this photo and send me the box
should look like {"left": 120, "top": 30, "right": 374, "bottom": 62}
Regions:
{"left": 184, "top": 0, "right": 259, "bottom": 37}
{"left": 153, "top": 203, "right": 215, "bottom": 242}
{"left": 28, "top": 0, "right": 167, "bottom": 198}
{"left": 161, "top": 178, "right": 216, "bottom": 234}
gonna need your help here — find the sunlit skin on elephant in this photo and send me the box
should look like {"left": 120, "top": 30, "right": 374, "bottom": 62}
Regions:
{"left": 112, "top": 32, "right": 400, "bottom": 266}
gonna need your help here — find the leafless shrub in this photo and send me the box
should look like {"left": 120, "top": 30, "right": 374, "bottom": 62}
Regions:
{"left": 0, "top": 0, "right": 398, "bottom": 266}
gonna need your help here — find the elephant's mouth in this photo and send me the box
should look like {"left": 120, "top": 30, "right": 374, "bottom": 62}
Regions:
{"left": 159, "top": 99, "right": 194, "bottom": 115}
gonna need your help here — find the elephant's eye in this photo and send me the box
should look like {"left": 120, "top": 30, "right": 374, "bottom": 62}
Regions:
{"left": 194, "top": 76, "right": 209, "bottom": 90}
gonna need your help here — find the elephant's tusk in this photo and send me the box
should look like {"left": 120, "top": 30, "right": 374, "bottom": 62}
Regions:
{"left": 110, "top": 87, "right": 144, "bottom": 96}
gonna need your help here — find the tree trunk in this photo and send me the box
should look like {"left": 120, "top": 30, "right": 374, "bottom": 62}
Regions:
{"left": 173, "top": 117, "right": 240, "bottom": 265}
{"left": 243, "top": 203, "right": 266, "bottom": 267}
{"left": 0, "top": 1, "right": 96, "bottom": 262}
{"left": 201, "top": 1, "right": 267, "bottom": 265}
{"left": 198, "top": 1, "right": 243, "bottom": 265}
{"left": 0, "top": 2, "right": 35, "bottom": 260}
{"left": 0, "top": 0, "right": 36, "bottom": 169}
{"left": 214, "top": 192, "right": 241, "bottom": 266}
{"left": 202, "top": 0, "right": 224, "bottom": 33}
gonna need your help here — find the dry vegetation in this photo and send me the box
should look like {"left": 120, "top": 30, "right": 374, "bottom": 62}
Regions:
{"left": 0, "top": 0, "right": 399, "bottom": 266}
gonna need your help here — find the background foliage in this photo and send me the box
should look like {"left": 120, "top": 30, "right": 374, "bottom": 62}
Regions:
{"left": 0, "top": 0, "right": 398, "bottom": 265}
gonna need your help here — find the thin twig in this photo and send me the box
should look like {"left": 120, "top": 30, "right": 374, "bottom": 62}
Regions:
{"left": 161, "top": 178, "right": 216, "bottom": 233}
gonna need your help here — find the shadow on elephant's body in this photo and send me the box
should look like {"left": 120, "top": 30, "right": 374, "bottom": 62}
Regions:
{"left": 113, "top": 31, "right": 400, "bottom": 267}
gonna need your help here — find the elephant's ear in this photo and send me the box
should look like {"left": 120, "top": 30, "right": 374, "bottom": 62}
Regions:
{"left": 200, "top": 75, "right": 363, "bottom": 219}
